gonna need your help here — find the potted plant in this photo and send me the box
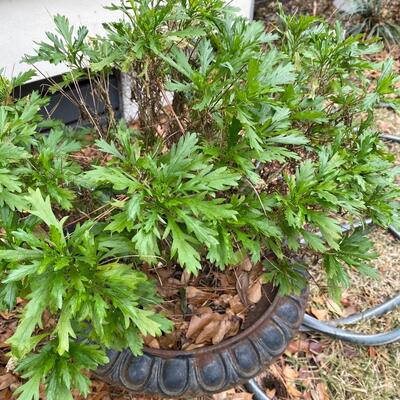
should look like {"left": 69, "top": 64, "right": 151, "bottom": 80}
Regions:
{"left": 1, "top": 1, "right": 399, "bottom": 399}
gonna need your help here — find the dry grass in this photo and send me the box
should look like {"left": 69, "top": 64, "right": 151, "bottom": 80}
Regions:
{"left": 306, "top": 227, "right": 400, "bottom": 400}
{"left": 376, "top": 108, "right": 400, "bottom": 137}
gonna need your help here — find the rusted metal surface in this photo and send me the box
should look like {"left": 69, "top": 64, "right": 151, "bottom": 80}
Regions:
{"left": 96, "top": 288, "right": 308, "bottom": 397}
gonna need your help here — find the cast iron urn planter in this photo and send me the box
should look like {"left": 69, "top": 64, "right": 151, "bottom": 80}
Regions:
{"left": 95, "top": 286, "right": 308, "bottom": 397}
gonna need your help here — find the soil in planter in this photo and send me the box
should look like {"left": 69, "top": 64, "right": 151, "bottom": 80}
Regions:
{"left": 141, "top": 257, "right": 275, "bottom": 351}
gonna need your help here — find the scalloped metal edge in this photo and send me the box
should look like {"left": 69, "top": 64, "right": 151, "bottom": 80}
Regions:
{"left": 95, "top": 288, "right": 308, "bottom": 397}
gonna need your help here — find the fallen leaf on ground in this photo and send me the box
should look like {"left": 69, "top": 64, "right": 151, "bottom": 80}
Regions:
{"left": 186, "top": 309, "right": 241, "bottom": 346}
{"left": 0, "top": 373, "right": 16, "bottom": 390}
{"left": 180, "top": 270, "right": 191, "bottom": 285}
{"left": 266, "top": 388, "right": 276, "bottom": 398}
{"left": 368, "top": 347, "right": 378, "bottom": 358}
{"left": 283, "top": 365, "right": 299, "bottom": 380}
{"left": 213, "top": 389, "right": 236, "bottom": 400}
{"left": 314, "top": 382, "right": 330, "bottom": 400}
{"left": 157, "top": 284, "right": 179, "bottom": 298}
{"left": 183, "top": 342, "right": 207, "bottom": 350}
{"left": 143, "top": 336, "right": 160, "bottom": 349}
{"left": 343, "top": 305, "right": 358, "bottom": 317}
{"left": 0, "top": 388, "right": 13, "bottom": 400}
{"left": 195, "top": 319, "right": 224, "bottom": 344}
{"left": 236, "top": 272, "right": 250, "bottom": 306}
{"left": 325, "top": 298, "right": 344, "bottom": 316}
{"left": 309, "top": 341, "right": 325, "bottom": 355}
{"left": 228, "top": 295, "right": 247, "bottom": 316}
{"left": 310, "top": 307, "right": 329, "bottom": 321}
{"left": 0, "top": 312, "right": 14, "bottom": 320}
{"left": 286, "top": 338, "right": 310, "bottom": 354}
{"left": 216, "top": 272, "right": 235, "bottom": 287}
{"left": 339, "top": 291, "right": 351, "bottom": 306}
{"left": 377, "top": 120, "right": 392, "bottom": 133}
{"left": 247, "top": 278, "right": 262, "bottom": 304}
{"left": 88, "top": 392, "right": 112, "bottom": 400}
{"left": 298, "top": 367, "right": 314, "bottom": 388}
{"left": 230, "top": 393, "right": 253, "bottom": 400}
{"left": 240, "top": 256, "right": 253, "bottom": 272}
{"left": 266, "top": 364, "right": 289, "bottom": 398}
{"left": 5, "top": 358, "right": 16, "bottom": 373}
{"left": 213, "top": 388, "right": 253, "bottom": 400}
{"left": 287, "top": 383, "right": 303, "bottom": 398}
{"left": 187, "top": 286, "right": 215, "bottom": 305}
{"left": 211, "top": 318, "right": 234, "bottom": 344}
{"left": 342, "top": 344, "right": 358, "bottom": 358}
{"left": 186, "top": 312, "right": 219, "bottom": 339}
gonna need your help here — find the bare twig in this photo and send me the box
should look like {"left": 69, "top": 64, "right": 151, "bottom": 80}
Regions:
{"left": 158, "top": 83, "right": 186, "bottom": 135}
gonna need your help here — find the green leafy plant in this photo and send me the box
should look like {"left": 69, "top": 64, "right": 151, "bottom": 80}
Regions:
{"left": 102, "top": 0, "right": 228, "bottom": 130}
{"left": 81, "top": 127, "right": 285, "bottom": 273}
{"left": 0, "top": 189, "right": 172, "bottom": 399}
{"left": 0, "top": 73, "right": 82, "bottom": 213}
{"left": 0, "top": 76, "right": 12, "bottom": 104}
{"left": 26, "top": 128, "right": 83, "bottom": 210}
{"left": 0, "top": 71, "right": 47, "bottom": 212}
{"left": 1, "top": 1, "right": 399, "bottom": 398}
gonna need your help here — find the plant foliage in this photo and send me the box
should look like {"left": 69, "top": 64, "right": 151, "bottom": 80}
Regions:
{"left": 0, "top": 1, "right": 399, "bottom": 398}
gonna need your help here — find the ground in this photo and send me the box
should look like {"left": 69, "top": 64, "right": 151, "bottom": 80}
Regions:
{"left": 1, "top": 1, "right": 400, "bottom": 399}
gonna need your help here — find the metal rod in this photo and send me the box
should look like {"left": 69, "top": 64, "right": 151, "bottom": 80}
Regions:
{"left": 381, "top": 134, "right": 400, "bottom": 143}
{"left": 325, "top": 294, "right": 400, "bottom": 327}
{"left": 389, "top": 225, "right": 400, "bottom": 240}
{"left": 340, "top": 219, "right": 373, "bottom": 233}
{"left": 244, "top": 379, "right": 271, "bottom": 400}
{"left": 302, "top": 315, "right": 400, "bottom": 345}
{"left": 301, "top": 225, "right": 400, "bottom": 339}
{"left": 379, "top": 102, "right": 398, "bottom": 110}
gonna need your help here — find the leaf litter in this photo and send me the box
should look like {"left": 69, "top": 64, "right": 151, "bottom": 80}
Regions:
{"left": 142, "top": 256, "right": 265, "bottom": 351}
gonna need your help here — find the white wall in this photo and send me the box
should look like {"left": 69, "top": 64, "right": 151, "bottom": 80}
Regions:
{"left": 0, "top": 0, "right": 120, "bottom": 79}
{"left": 0, "top": 0, "right": 254, "bottom": 80}
{"left": 231, "top": 0, "right": 254, "bottom": 20}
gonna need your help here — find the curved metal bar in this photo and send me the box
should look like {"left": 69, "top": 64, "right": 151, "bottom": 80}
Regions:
{"left": 389, "top": 225, "right": 400, "bottom": 240}
{"left": 244, "top": 379, "right": 271, "bottom": 400}
{"left": 378, "top": 102, "right": 398, "bottom": 110}
{"left": 302, "top": 315, "right": 400, "bottom": 345}
{"left": 247, "top": 292, "right": 400, "bottom": 398}
{"left": 381, "top": 134, "right": 400, "bottom": 143}
{"left": 340, "top": 219, "right": 373, "bottom": 233}
{"left": 323, "top": 294, "right": 400, "bottom": 327}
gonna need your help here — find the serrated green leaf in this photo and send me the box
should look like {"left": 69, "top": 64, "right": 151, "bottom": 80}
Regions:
{"left": 54, "top": 307, "right": 76, "bottom": 355}
{"left": 25, "top": 189, "right": 62, "bottom": 230}
{"left": 3, "top": 262, "right": 39, "bottom": 283}
{"left": 168, "top": 219, "right": 201, "bottom": 274}
{"left": 83, "top": 166, "right": 140, "bottom": 192}
{"left": 13, "top": 374, "right": 41, "bottom": 400}
{"left": 302, "top": 231, "right": 326, "bottom": 252}
{"left": 126, "top": 194, "right": 143, "bottom": 222}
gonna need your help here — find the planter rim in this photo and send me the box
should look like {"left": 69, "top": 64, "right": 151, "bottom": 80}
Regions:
{"left": 96, "top": 285, "right": 308, "bottom": 398}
